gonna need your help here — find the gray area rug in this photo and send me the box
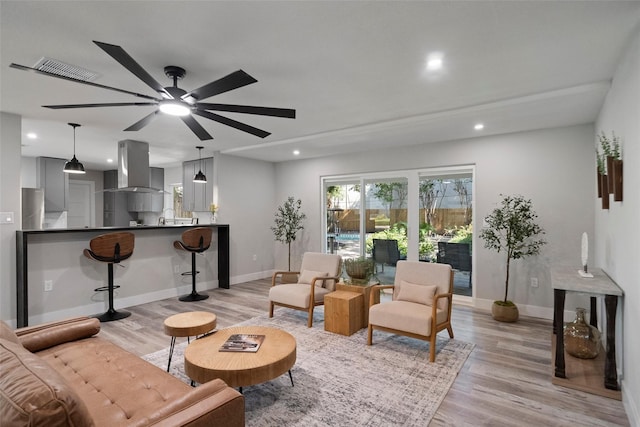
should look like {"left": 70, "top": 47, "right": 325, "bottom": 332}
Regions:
{"left": 143, "top": 309, "right": 474, "bottom": 426}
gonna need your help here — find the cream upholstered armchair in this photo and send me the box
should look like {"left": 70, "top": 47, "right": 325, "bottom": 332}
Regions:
{"left": 367, "top": 260, "right": 454, "bottom": 362}
{"left": 269, "top": 252, "right": 342, "bottom": 327}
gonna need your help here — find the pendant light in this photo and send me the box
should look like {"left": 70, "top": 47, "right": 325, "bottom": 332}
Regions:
{"left": 193, "top": 146, "right": 207, "bottom": 183}
{"left": 63, "top": 123, "right": 86, "bottom": 174}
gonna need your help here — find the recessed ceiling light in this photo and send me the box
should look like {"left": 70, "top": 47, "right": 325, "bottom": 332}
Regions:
{"left": 107, "top": 158, "right": 114, "bottom": 163}
{"left": 426, "top": 52, "right": 444, "bottom": 71}
{"left": 474, "top": 123, "right": 484, "bottom": 130}
{"left": 26, "top": 132, "right": 37, "bottom": 139}
{"left": 293, "top": 150, "right": 300, "bottom": 156}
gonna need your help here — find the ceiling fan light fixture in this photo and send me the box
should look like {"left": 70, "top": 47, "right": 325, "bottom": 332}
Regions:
{"left": 159, "top": 100, "right": 190, "bottom": 116}
{"left": 193, "top": 146, "right": 207, "bottom": 183}
{"left": 64, "top": 123, "right": 85, "bottom": 174}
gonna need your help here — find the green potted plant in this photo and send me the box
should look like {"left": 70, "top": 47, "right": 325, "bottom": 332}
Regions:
{"left": 271, "top": 196, "right": 306, "bottom": 282}
{"left": 479, "top": 194, "right": 546, "bottom": 322}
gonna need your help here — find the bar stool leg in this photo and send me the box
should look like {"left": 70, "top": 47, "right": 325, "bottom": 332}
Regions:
{"left": 95, "top": 263, "right": 130, "bottom": 322}
{"left": 179, "top": 253, "right": 209, "bottom": 302}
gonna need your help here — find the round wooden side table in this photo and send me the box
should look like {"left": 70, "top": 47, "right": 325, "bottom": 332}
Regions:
{"left": 163, "top": 311, "right": 217, "bottom": 372}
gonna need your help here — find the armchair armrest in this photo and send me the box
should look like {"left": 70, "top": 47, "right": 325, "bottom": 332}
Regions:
{"left": 369, "top": 285, "right": 394, "bottom": 308}
{"left": 15, "top": 316, "right": 100, "bottom": 353}
{"left": 146, "top": 379, "right": 244, "bottom": 427}
{"left": 271, "top": 270, "right": 301, "bottom": 286}
{"left": 431, "top": 291, "right": 454, "bottom": 325}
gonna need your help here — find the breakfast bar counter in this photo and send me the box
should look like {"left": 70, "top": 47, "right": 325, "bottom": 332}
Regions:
{"left": 16, "top": 224, "right": 229, "bottom": 327}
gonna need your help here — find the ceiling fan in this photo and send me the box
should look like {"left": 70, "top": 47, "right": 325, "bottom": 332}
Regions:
{"left": 10, "top": 41, "right": 296, "bottom": 141}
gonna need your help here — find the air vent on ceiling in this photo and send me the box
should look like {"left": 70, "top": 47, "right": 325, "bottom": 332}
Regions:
{"left": 34, "top": 57, "right": 100, "bottom": 82}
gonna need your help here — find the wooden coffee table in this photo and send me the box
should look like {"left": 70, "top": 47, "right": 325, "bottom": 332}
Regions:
{"left": 184, "top": 326, "right": 296, "bottom": 390}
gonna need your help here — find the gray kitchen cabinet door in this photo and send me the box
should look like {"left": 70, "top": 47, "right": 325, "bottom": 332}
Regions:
{"left": 36, "top": 157, "right": 69, "bottom": 212}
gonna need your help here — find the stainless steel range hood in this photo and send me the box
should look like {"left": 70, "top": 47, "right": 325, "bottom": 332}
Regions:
{"left": 113, "top": 140, "right": 162, "bottom": 193}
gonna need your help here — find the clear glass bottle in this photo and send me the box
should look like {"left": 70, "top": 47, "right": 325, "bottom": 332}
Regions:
{"left": 563, "top": 307, "right": 601, "bottom": 359}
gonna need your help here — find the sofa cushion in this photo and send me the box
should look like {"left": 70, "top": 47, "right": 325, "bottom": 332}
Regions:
{"left": 269, "top": 283, "right": 331, "bottom": 308}
{"left": 36, "top": 337, "right": 197, "bottom": 426}
{"left": 0, "top": 338, "right": 95, "bottom": 427}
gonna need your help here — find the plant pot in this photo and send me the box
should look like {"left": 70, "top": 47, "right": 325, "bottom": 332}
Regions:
{"left": 596, "top": 171, "right": 602, "bottom": 198}
{"left": 491, "top": 301, "right": 519, "bottom": 322}
{"left": 612, "top": 159, "right": 623, "bottom": 202}
{"left": 600, "top": 174, "right": 609, "bottom": 210}
{"left": 606, "top": 156, "right": 615, "bottom": 193}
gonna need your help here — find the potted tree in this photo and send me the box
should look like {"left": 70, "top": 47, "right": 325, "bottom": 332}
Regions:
{"left": 271, "top": 196, "right": 306, "bottom": 283}
{"left": 479, "top": 194, "right": 546, "bottom": 322}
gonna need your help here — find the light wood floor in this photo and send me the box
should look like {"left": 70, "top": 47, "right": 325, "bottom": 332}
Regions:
{"left": 99, "top": 280, "right": 629, "bottom": 426}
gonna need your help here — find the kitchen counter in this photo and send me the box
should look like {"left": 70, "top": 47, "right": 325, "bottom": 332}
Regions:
{"left": 16, "top": 224, "right": 229, "bottom": 327}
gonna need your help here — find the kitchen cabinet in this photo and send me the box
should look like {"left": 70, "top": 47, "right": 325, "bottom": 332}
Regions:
{"left": 127, "top": 167, "right": 164, "bottom": 212}
{"left": 182, "top": 158, "right": 213, "bottom": 212}
{"left": 36, "top": 157, "right": 69, "bottom": 212}
{"left": 103, "top": 170, "right": 134, "bottom": 226}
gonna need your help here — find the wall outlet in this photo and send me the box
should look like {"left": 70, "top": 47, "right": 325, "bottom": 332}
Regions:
{"left": 44, "top": 280, "right": 53, "bottom": 292}
{"left": 530, "top": 277, "right": 539, "bottom": 288}
{"left": 252, "top": 254, "right": 257, "bottom": 261}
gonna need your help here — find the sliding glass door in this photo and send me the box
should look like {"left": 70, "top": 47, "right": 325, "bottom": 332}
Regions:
{"left": 323, "top": 166, "right": 473, "bottom": 297}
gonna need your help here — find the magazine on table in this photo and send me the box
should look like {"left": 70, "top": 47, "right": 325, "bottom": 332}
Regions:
{"left": 219, "top": 334, "right": 265, "bottom": 353}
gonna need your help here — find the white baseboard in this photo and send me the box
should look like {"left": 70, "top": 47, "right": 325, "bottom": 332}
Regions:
{"left": 471, "top": 297, "right": 574, "bottom": 321}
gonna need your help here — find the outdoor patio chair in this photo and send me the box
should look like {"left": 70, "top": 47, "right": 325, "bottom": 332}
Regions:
{"left": 367, "top": 260, "right": 454, "bottom": 362}
{"left": 269, "top": 252, "right": 342, "bottom": 327}
{"left": 372, "top": 239, "right": 405, "bottom": 272}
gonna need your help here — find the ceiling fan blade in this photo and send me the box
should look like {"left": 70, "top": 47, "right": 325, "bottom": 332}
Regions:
{"left": 44, "top": 102, "right": 158, "bottom": 109}
{"left": 197, "top": 103, "right": 296, "bottom": 119}
{"left": 9, "top": 63, "right": 159, "bottom": 101}
{"left": 193, "top": 110, "right": 270, "bottom": 138}
{"left": 93, "top": 41, "right": 172, "bottom": 99}
{"left": 185, "top": 70, "right": 257, "bottom": 101}
{"left": 180, "top": 115, "right": 213, "bottom": 141}
{"left": 124, "top": 110, "right": 160, "bottom": 131}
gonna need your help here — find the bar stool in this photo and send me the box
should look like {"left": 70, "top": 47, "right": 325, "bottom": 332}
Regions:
{"left": 174, "top": 227, "right": 212, "bottom": 302}
{"left": 84, "top": 232, "right": 135, "bottom": 322}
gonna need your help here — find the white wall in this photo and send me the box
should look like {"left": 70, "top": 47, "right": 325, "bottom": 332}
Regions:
{"left": 217, "top": 153, "right": 276, "bottom": 282}
{"left": 0, "top": 112, "right": 21, "bottom": 321}
{"left": 275, "top": 124, "right": 596, "bottom": 317}
{"left": 595, "top": 28, "right": 639, "bottom": 425}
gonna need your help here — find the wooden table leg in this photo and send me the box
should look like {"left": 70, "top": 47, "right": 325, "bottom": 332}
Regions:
{"left": 554, "top": 288, "right": 566, "bottom": 378}
{"left": 604, "top": 294, "right": 619, "bottom": 390}
{"left": 589, "top": 296, "right": 598, "bottom": 328}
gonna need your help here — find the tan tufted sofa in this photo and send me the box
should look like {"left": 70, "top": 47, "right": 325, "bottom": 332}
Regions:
{"left": 0, "top": 317, "right": 244, "bottom": 426}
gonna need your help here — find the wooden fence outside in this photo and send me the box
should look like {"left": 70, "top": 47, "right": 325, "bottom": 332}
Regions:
{"left": 333, "top": 208, "right": 471, "bottom": 234}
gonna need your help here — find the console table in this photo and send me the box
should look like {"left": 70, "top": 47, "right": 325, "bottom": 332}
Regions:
{"left": 551, "top": 266, "right": 623, "bottom": 399}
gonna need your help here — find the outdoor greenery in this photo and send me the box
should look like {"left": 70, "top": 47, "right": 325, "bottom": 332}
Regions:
{"left": 479, "top": 194, "right": 546, "bottom": 305}
{"left": 271, "top": 196, "right": 306, "bottom": 271}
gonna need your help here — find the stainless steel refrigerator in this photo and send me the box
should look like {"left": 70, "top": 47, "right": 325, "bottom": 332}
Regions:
{"left": 21, "top": 187, "right": 44, "bottom": 230}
